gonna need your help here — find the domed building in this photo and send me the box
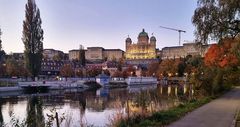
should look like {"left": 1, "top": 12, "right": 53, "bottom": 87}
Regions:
{"left": 125, "top": 29, "right": 156, "bottom": 59}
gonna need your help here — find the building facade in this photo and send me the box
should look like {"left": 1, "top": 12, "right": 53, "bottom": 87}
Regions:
{"left": 43, "top": 49, "right": 64, "bottom": 60}
{"left": 40, "top": 60, "right": 82, "bottom": 76}
{"left": 125, "top": 29, "right": 156, "bottom": 59}
{"left": 161, "top": 43, "right": 210, "bottom": 59}
{"left": 85, "top": 47, "right": 124, "bottom": 62}
{"left": 103, "top": 49, "right": 124, "bottom": 61}
{"left": 85, "top": 47, "right": 104, "bottom": 62}
{"left": 69, "top": 49, "right": 81, "bottom": 61}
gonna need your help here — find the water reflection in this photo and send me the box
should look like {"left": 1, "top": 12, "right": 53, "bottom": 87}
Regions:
{"left": 0, "top": 85, "right": 190, "bottom": 126}
{"left": 0, "top": 101, "right": 3, "bottom": 126}
{"left": 26, "top": 96, "right": 45, "bottom": 127}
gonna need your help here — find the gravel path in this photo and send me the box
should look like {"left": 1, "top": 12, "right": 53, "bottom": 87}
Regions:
{"left": 168, "top": 87, "right": 240, "bottom": 127}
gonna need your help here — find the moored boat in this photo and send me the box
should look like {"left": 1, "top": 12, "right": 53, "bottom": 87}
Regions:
{"left": 125, "top": 77, "right": 157, "bottom": 85}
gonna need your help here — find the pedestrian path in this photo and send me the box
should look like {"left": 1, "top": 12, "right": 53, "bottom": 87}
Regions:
{"left": 168, "top": 87, "right": 240, "bottom": 127}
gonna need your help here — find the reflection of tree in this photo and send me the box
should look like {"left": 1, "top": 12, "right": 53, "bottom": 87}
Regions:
{"left": 132, "top": 90, "right": 151, "bottom": 116}
{"left": 78, "top": 93, "right": 86, "bottom": 126}
{"left": 26, "top": 96, "right": 45, "bottom": 127}
{"left": 78, "top": 94, "right": 86, "bottom": 115}
{"left": 0, "top": 100, "right": 3, "bottom": 126}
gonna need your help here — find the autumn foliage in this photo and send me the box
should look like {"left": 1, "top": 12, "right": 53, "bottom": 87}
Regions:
{"left": 60, "top": 64, "right": 74, "bottom": 77}
{"left": 204, "top": 38, "right": 239, "bottom": 68}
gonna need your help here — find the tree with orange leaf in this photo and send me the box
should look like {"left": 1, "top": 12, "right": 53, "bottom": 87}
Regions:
{"left": 204, "top": 38, "right": 239, "bottom": 68}
{"left": 60, "top": 64, "right": 74, "bottom": 78}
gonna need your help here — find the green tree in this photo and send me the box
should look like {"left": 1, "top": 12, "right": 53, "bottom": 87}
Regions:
{"left": 0, "top": 28, "right": 5, "bottom": 62}
{"left": 192, "top": 0, "right": 240, "bottom": 44}
{"left": 22, "top": 0, "right": 44, "bottom": 80}
{"left": 0, "top": 28, "right": 2, "bottom": 51}
{"left": 79, "top": 45, "right": 85, "bottom": 66}
{"left": 6, "top": 58, "right": 19, "bottom": 77}
{"left": 5, "top": 58, "right": 29, "bottom": 77}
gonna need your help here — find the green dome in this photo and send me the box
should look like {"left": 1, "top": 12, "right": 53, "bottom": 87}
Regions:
{"left": 150, "top": 36, "right": 156, "bottom": 42}
{"left": 138, "top": 29, "right": 149, "bottom": 38}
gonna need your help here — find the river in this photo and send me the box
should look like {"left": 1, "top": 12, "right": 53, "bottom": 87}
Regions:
{"left": 0, "top": 85, "right": 187, "bottom": 127}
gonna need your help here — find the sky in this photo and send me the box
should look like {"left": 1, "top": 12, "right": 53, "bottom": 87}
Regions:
{"left": 0, "top": 0, "right": 198, "bottom": 54}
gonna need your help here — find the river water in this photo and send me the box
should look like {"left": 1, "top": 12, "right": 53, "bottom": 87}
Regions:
{"left": 0, "top": 85, "right": 187, "bottom": 127}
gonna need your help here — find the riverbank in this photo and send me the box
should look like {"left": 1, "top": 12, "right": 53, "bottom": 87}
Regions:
{"left": 116, "top": 97, "right": 212, "bottom": 127}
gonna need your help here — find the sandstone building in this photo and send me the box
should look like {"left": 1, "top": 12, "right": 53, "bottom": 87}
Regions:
{"left": 85, "top": 47, "right": 104, "bottom": 62}
{"left": 69, "top": 49, "right": 80, "bottom": 61}
{"left": 103, "top": 49, "right": 124, "bottom": 61}
{"left": 43, "top": 49, "right": 64, "bottom": 60}
{"left": 84, "top": 47, "right": 124, "bottom": 62}
{"left": 161, "top": 43, "right": 210, "bottom": 59}
{"left": 125, "top": 29, "right": 156, "bottom": 59}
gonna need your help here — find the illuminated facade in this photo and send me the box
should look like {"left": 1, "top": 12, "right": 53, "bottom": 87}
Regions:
{"left": 125, "top": 29, "right": 156, "bottom": 59}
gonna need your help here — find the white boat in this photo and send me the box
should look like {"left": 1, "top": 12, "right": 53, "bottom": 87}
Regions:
{"left": 125, "top": 77, "right": 158, "bottom": 85}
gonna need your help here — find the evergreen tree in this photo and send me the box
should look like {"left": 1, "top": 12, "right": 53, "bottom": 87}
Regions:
{"left": 0, "top": 28, "right": 5, "bottom": 62}
{"left": 0, "top": 28, "right": 2, "bottom": 51}
{"left": 22, "top": 0, "right": 44, "bottom": 79}
{"left": 79, "top": 45, "right": 85, "bottom": 66}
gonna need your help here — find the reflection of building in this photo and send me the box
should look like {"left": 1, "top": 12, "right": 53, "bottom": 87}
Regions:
{"left": 161, "top": 43, "right": 210, "bottom": 59}
{"left": 125, "top": 29, "right": 156, "bottom": 59}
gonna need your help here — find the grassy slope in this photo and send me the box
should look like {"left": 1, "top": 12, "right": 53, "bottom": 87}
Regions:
{"left": 118, "top": 97, "right": 212, "bottom": 127}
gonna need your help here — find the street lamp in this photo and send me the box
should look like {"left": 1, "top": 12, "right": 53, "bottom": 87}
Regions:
{"left": 168, "top": 73, "right": 172, "bottom": 77}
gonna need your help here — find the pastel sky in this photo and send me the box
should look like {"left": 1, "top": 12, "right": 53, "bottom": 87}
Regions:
{"left": 0, "top": 0, "right": 198, "bottom": 54}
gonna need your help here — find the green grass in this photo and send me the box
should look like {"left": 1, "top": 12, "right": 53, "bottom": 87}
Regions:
{"left": 117, "top": 97, "right": 212, "bottom": 127}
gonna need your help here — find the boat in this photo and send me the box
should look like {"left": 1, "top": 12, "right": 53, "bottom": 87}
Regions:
{"left": 96, "top": 73, "right": 110, "bottom": 86}
{"left": 125, "top": 77, "right": 158, "bottom": 85}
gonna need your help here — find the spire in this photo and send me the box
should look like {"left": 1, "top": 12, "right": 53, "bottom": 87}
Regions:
{"left": 142, "top": 29, "right": 145, "bottom": 32}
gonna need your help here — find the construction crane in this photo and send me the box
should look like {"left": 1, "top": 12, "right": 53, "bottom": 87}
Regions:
{"left": 159, "top": 25, "right": 186, "bottom": 46}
